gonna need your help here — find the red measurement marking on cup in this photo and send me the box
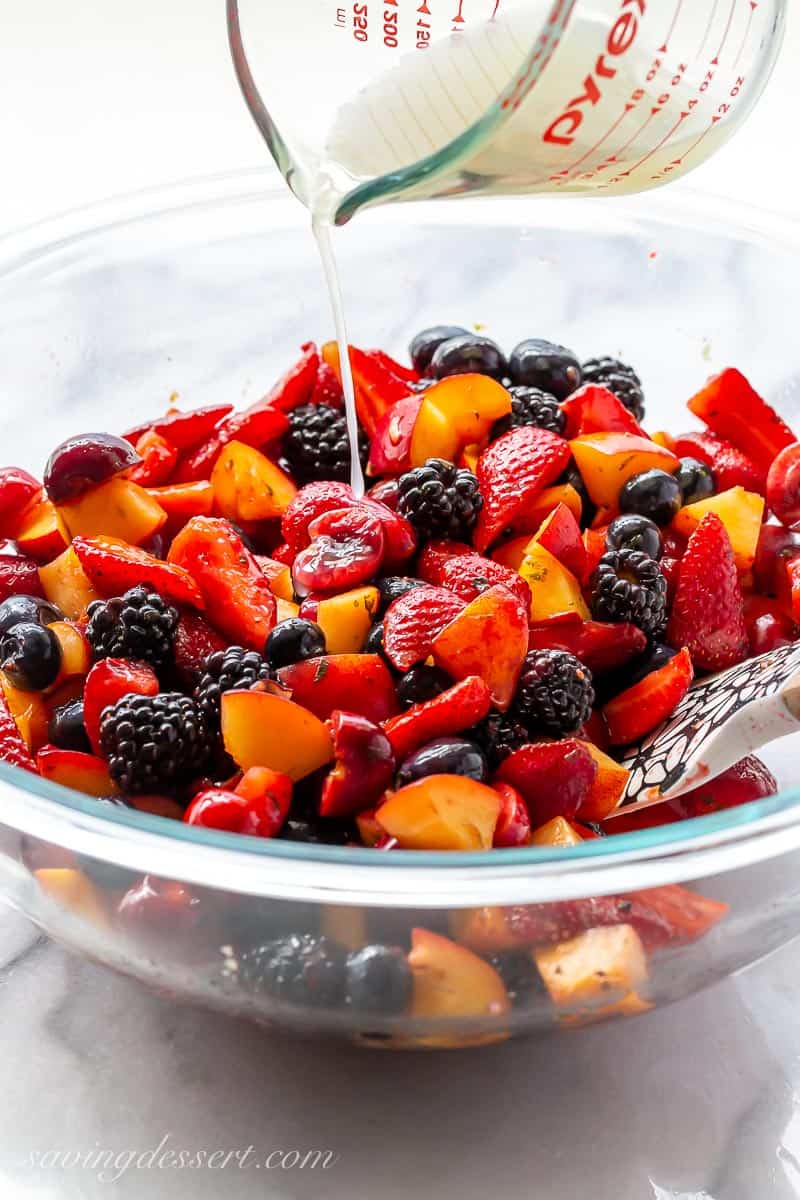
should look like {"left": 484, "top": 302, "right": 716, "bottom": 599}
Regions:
{"left": 711, "top": 0, "right": 737, "bottom": 64}
{"left": 548, "top": 104, "right": 636, "bottom": 182}
{"left": 699, "top": 0, "right": 721, "bottom": 56}
{"left": 658, "top": 0, "right": 685, "bottom": 53}
{"left": 451, "top": 0, "right": 465, "bottom": 29}
{"left": 624, "top": 109, "right": 690, "bottom": 176}
{"left": 732, "top": 2, "right": 758, "bottom": 70}
{"left": 490, "top": 0, "right": 501, "bottom": 20}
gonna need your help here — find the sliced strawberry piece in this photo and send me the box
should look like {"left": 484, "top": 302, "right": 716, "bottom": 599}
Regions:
{"left": 383, "top": 585, "right": 465, "bottom": 671}
{"left": 281, "top": 481, "right": 356, "bottom": 552}
{"left": 492, "top": 782, "right": 531, "bottom": 848}
{"left": 603, "top": 647, "right": 693, "bottom": 745}
{"left": 124, "top": 403, "right": 233, "bottom": 452}
{"left": 0, "top": 687, "right": 36, "bottom": 772}
{"left": 527, "top": 618, "right": 647, "bottom": 672}
{"left": 474, "top": 426, "right": 571, "bottom": 552}
{"left": 369, "top": 348, "right": 419, "bottom": 385}
{"left": 259, "top": 342, "right": 320, "bottom": 413}
{"left": 672, "top": 431, "right": 765, "bottom": 494}
{"left": 277, "top": 654, "right": 398, "bottom": 724}
{"left": 667, "top": 512, "right": 748, "bottom": 672}
{"left": 439, "top": 553, "right": 532, "bottom": 609}
{"left": 309, "top": 361, "right": 344, "bottom": 409}
{"left": 417, "top": 539, "right": 474, "bottom": 585}
{"left": 185, "top": 768, "right": 292, "bottom": 838}
{"left": 72, "top": 536, "right": 204, "bottom": 609}
{"left": 0, "top": 467, "right": 42, "bottom": 538}
{"left": 494, "top": 740, "right": 597, "bottom": 827}
{"left": 168, "top": 517, "right": 277, "bottom": 649}
{"left": 127, "top": 430, "right": 178, "bottom": 487}
{"left": 173, "top": 612, "right": 227, "bottom": 688}
{"left": 784, "top": 556, "right": 800, "bottom": 626}
{"left": 582, "top": 527, "right": 608, "bottom": 581}
{"left": 383, "top": 675, "right": 491, "bottom": 761}
{"left": 0, "top": 556, "right": 45, "bottom": 603}
{"left": 626, "top": 885, "right": 729, "bottom": 951}
{"left": 432, "top": 584, "right": 529, "bottom": 710}
{"left": 322, "top": 342, "right": 412, "bottom": 437}
{"left": 561, "top": 384, "right": 646, "bottom": 439}
{"left": 174, "top": 406, "right": 289, "bottom": 482}
{"left": 687, "top": 368, "right": 795, "bottom": 474}
{"left": 368, "top": 393, "right": 425, "bottom": 477}
{"left": 83, "top": 659, "right": 159, "bottom": 755}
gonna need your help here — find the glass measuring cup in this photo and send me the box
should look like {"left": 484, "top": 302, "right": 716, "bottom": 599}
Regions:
{"left": 228, "top": 0, "right": 787, "bottom": 224}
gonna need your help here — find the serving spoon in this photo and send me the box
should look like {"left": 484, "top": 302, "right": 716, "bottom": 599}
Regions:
{"left": 605, "top": 640, "right": 800, "bottom": 821}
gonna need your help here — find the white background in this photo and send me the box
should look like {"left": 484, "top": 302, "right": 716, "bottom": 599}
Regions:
{"left": 0, "top": 0, "right": 798, "bottom": 230}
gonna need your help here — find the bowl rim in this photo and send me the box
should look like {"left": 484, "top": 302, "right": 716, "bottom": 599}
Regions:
{"left": 3, "top": 167, "right": 800, "bottom": 907}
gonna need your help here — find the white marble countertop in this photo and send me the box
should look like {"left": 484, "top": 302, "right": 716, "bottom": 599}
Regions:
{"left": 2, "top": 2, "right": 800, "bottom": 1197}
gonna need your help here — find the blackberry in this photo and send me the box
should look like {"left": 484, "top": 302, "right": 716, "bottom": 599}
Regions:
{"left": 591, "top": 549, "right": 668, "bottom": 638}
{"left": 228, "top": 933, "right": 347, "bottom": 1008}
{"left": 491, "top": 386, "right": 566, "bottom": 441}
{"left": 397, "top": 458, "right": 483, "bottom": 541}
{"left": 581, "top": 356, "right": 645, "bottom": 421}
{"left": 99, "top": 692, "right": 211, "bottom": 794}
{"left": 470, "top": 712, "right": 529, "bottom": 771}
{"left": 195, "top": 645, "right": 272, "bottom": 730}
{"left": 283, "top": 403, "right": 367, "bottom": 485}
{"left": 86, "top": 585, "right": 178, "bottom": 669}
{"left": 514, "top": 649, "right": 595, "bottom": 737}
{"left": 487, "top": 952, "right": 547, "bottom": 1009}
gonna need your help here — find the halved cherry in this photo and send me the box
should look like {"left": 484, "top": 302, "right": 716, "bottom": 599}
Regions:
{"left": 292, "top": 507, "right": 385, "bottom": 595}
{"left": 767, "top": 442, "right": 800, "bottom": 527}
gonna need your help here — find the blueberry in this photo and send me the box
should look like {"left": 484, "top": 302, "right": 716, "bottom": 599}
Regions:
{"left": 487, "top": 951, "right": 547, "bottom": 1009}
{"left": 345, "top": 944, "right": 412, "bottom": 1015}
{"left": 619, "top": 469, "right": 682, "bottom": 527}
{"left": 626, "top": 642, "right": 678, "bottom": 688}
{"left": 0, "top": 594, "right": 62, "bottom": 637}
{"left": 364, "top": 621, "right": 396, "bottom": 673}
{"left": 606, "top": 514, "right": 663, "bottom": 560}
{"left": 676, "top": 457, "right": 715, "bottom": 506}
{"left": 561, "top": 461, "right": 597, "bottom": 528}
{"left": 265, "top": 618, "right": 326, "bottom": 669}
{"left": 0, "top": 622, "right": 62, "bottom": 691}
{"left": 47, "top": 698, "right": 92, "bottom": 754}
{"left": 396, "top": 737, "right": 488, "bottom": 786}
{"left": 508, "top": 339, "right": 581, "bottom": 399}
{"left": 430, "top": 334, "right": 507, "bottom": 381}
{"left": 395, "top": 665, "right": 452, "bottom": 709}
{"left": 377, "top": 576, "right": 425, "bottom": 616}
{"left": 409, "top": 325, "right": 469, "bottom": 375}
{"left": 278, "top": 818, "right": 355, "bottom": 845}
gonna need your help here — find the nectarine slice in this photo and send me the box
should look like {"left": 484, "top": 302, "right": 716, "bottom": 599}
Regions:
{"left": 519, "top": 543, "right": 590, "bottom": 621}
{"left": 211, "top": 440, "right": 297, "bottom": 522}
{"left": 432, "top": 584, "right": 528, "bottom": 711}
{"left": 221, "top": 689, "right": 333, "bottom": 780}
{"left": 58, "top": 476, "right": 167, "bottom": 546}
{"left": 570, "top": 433, "right": 678, "bottom": 509}
{"left": 530, "top": 816, "right": 584, "bottom": 847}
{"left": 1, "top": 678, "right": 48, "bottom": 752}
{"left": 672, "top": 486, "right": 764, "bottom": 571}
{"left": 535, "top": 924, "right": 648, "bottom": 1011}
{"left": 47, "top": 621, "right": 91, "bottom": 684}
{"left": 311, "top": 586, "right": 379, "bottom": 654}
{"left": 408, "top": 928, "right": 511, "bottom": 1023}
{"left": 376, "top": 774, "right": 501, "bottom": 851}
{"left": 14, "top": 495, "right": 70, "bottom": 563}
{"left": 578, "top": 743, "right": 630, "bottom": 821}
{"left": 34, "top": 868, "right": 109, "bottom": 928}
{"left": 410, "top": 374, "right": 511, "bottom": 467}
{"left": 39, "top": 546, "right": 100, "bottom": 620}
{"left": 37, "top": 746, "right": 120, "bottom": 797}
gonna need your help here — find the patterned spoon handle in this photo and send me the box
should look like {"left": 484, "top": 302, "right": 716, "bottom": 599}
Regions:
{"left": 608, "top": 641, "right": 800, "bottom": 818}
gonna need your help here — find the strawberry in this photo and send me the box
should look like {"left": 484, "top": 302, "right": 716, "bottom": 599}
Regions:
{"left": 173, "top": 612, "right": 227, "bottom": 688}
{"left": 173, "top": 405, "right": 289, "bottom": 482}
{"left": 0, "top": 556, "right": 45, "bottom": 603}
{"left": 72, "top": 536, "right": 204, "bottom": 609}
{"left": 527, "top": 618, "right": 647, "bottom": 672}
{"left": 281, "top": 481, "right": 356, "bottom": 551}
{"left": 672, "top": 431, "right": 765, "bottom": 493}
{"left": 369, "top": 348, "right": 420, "bottom": 385}
{"left": 785, "top": 557, "right": 800, "bottom": 626}
{"left": 124, "top": 403, "right": 233, "bottom": 452}
{"left": 560, "top": 384, "right": 646, "bottom": 439}
{"left": 439, "top": 553, "right": 532, "bottom": 609}
{"left": 667, "top": 513, "right": 748, "bottom": 672}
{"left": 83, "top": 659, "right": 159, "bottom": 755}
{"left": 257, "top": 342, "right": 321, "bottom": 413}
{"left": 382, "top": 584, "right": 465, "bottom": 671}
{"left": 603, "top": 647, "right": 694, "bottom": 745}
{"left": 0, "top": 687, "right": 36, "bottom": 772}
{"left": 0, "top": 467, "right": 41, "bottom": 537}
{"left": 582, "top": 527, "right": 608, "bottom": 580}
{"left": 322, "top": 342, "right": 412, "bottom": 437}
{"left": 687, "top": 368, "right": 795, "bottom": 474}
{"left": 168, "top": 517, "right": 277, "bottom": 649}
{"left": 383, "top": 675, "right": 491, "bottom": 761}
{"left": 494, "top": 741, "right": 597, "bottom": 826}
{"left": 417, "top": 539, "right": 473, "bottom": 585}
{"left": 277, "top": 654, "right": 398, "bottom": 724}
{"left": 309, "top": 361, "right": 344, "bottom": 409}
{"left": 184, "top": 767, "right": 293, "bottom": 837}
{"left": 474, "top": 425, "right": 571, "bottom": 552}
{"left": 127, "top": 430, "right": 178, "bottom": 487}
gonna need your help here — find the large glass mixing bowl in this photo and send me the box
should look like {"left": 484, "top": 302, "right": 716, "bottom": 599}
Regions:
{"left": 1, "top": 173, "right": 800, "bottom": 1045}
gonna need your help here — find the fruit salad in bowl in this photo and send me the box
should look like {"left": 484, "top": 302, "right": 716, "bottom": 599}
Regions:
{"left": 3, "top": 179, "right": 800, "bottom": 1043}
